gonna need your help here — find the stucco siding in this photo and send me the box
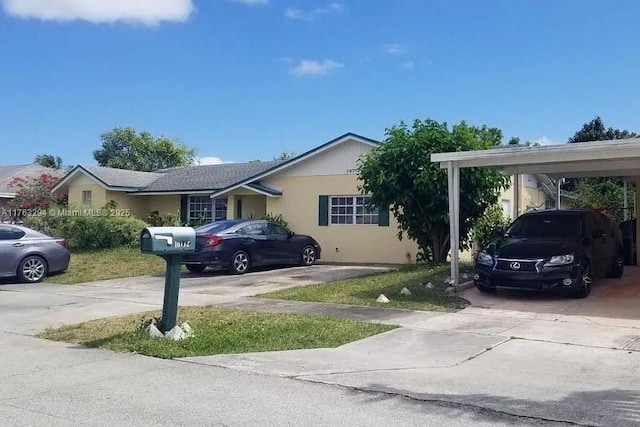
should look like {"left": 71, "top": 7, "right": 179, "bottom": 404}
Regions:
{"left": 264, "top": 174, "right": 418, "bottom": 264}
{"left": 105, "top": 191, "right": 148, "bottom": 217}
{"left": 279, "top": 139, "right": 373, "bottom": 177}
{"left": 68, "top": 184, "right": 106, "bottom": 208}
{"left": 148, "top": 195, "right": 181, "bottom": 217}
{"left": 241, "top": 195, "right": 266, "bottom": 219}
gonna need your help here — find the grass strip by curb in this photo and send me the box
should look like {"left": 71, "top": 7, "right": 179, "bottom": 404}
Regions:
{"left": 38, "top": 306, "right": 397, "bottom": 359}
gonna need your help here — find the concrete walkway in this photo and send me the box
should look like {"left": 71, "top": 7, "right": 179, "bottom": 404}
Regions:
{"left": 185, "top": 298, "right": 640, "bottom": 426}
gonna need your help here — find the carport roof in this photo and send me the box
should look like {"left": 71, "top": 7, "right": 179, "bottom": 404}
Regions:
{"left": 430, "top": 137, "right": 640, "bottom": 178}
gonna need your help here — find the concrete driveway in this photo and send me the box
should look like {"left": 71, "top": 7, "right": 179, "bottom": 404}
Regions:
{"left": 461, "top": 266, "right": 640, "bottom": 323}
{"left": 0, "top": 264, "right": 388, "bottom": 334}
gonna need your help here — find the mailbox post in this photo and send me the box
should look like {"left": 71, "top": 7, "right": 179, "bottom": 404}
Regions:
{"left": 141, "top": 226, "right": 196, "bottom": 333}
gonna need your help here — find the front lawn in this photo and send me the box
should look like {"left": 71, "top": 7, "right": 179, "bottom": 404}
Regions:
{"left": 46, "top": 247, "right": 167, "bottom": 285}
{"left": 37, "top": 306, "right": 396, "bottom": 359}
{"left": 260, "top": 264, "right": 471, "bottom": 312}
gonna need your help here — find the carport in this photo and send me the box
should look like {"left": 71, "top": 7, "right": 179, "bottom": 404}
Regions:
{"left": 430, "top": 137, "right": 640, "bottom": 287}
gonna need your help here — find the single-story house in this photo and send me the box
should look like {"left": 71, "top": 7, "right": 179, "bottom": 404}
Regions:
{"left": 52, "top": 133, "right": 420, "bottom": 264}
{"left": 0, "top": 164, "right": 64, "bottom": 212}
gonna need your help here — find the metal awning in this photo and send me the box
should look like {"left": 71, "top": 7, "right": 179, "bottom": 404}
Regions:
{"left": 430, "top": 137, "right": 640, "bottom": 288}
{"left": 431, "top": 137, "right": 640, "bottom": 178}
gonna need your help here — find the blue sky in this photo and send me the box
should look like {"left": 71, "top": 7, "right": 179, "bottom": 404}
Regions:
{"left": 1, "top": 0, "right": 639, "bottom": 166}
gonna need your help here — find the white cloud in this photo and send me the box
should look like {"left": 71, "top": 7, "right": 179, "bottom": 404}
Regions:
{"left": 198, "top": 156, "right": 234, "bottom": 165}
{"left": 399, "top": 61, "right": 415, "bottom": 69}
{"left": 384, "top": 44, "right": 406, "bottom": 55}
{"left": 230, "top": 0, "right": 269, "bottom": 6}
{"left": 0, "top": 0, "right": 195, "bottom": 26}
{"left": 285, "top": 2, "right": 343, "bottom": 20}
{"left": 290, "top": 59, "right": 343, "bottom": 77}
{"left": 534, "top": 136, "right": 561, "bottom": 146}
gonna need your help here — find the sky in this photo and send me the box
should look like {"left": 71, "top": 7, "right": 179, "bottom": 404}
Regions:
{"left": 1, "top": 0, "right": 639, "bottom": 166}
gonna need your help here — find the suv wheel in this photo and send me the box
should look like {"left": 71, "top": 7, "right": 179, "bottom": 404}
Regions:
{"left": 475, "top": 283, "right": 496, "bottom": 294}
{"left": 607, "top": 255, "right": 624, "bottom": 279}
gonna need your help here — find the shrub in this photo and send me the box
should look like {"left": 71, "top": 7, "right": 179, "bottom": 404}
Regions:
{"left": 262, "top": 212, "right": 289, "bottom": 230}
{"left": 24, "top": 212, "right": 148, "bottom": 250}
{"left": 473, "top": 204, "right": 510, "bottom": 246}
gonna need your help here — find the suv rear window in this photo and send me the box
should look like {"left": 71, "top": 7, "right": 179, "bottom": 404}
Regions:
{"left": 505, "top": 214, "right": 583, "bottom": 239}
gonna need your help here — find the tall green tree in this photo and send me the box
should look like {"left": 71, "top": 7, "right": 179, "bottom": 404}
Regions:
{"left": 565, "top": 117, "right": 636, "bottom": 220}
{"left": 93, "top": 127, "right": 196, "bottom": 171}
{"left": 568, "top": 116, "right": 635, "bottom": 143}
{"left": 358, "top": 119, "right": 510, "bottom": 262}
{"left": 34, "top": 154, "right": 63, "bottom": 169}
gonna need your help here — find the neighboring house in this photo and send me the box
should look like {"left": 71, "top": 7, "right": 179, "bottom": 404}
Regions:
{"left": 52, "top": 133, "right": 419, "bottom": 264}
{"left": 499, "top": 173, "right": 573, "bottom": 221}
{"left": 0, "top": 164, "right": 63, "bottom": 212}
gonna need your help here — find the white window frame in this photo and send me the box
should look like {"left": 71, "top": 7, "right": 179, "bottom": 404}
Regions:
{"left": 330, "top": 195, "right": 378, "bottom": 225}
{"left": 82, "top": 190, "right": 92, "bottom": 205}
{"left": 188, "top": 196, "right": 227, "bottom": 224}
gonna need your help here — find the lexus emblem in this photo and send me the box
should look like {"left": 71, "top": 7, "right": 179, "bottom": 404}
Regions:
{"left": 510, "top": 262, "right": 521, "bottom": 270}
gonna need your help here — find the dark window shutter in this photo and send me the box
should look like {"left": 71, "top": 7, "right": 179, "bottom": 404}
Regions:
{"left": 318, "top": 195, "right": 329, "bottom": 226}
{"left": 378, "top": 206, "right": 390, "bottom": 227}
{"left": 180, "top": 195, "right": 188, "bottom": 225}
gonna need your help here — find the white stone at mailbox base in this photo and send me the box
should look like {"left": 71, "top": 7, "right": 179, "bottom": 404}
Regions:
{"left": 146, "top": 324, "right": 164, "bottom": 338}
{"left": 181, "top": 322, "right": 193, "bottom": 337}
{"left": 165, "top": 326, "right": 187, "bottom": 341}
{"left": 425, "top": 282, "right": 434, "bottom": 289}
{"left": 376, "top": 294, "right": 390, "bottom": 303}
{"left": 400, "top": 287, "right": 412, "bottom": 296}
{"left": 145, "top": 321, "right": 193, "bottom": 340}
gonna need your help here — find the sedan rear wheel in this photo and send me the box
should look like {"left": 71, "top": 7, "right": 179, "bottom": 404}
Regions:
{"left": 230, "top": 251, "right": 250, "bottom": 275}
{"left": 300, "top": 245, "right": 317, "bottom": 266}
{"left": 18, "top": 256, "right": 48, "bottom": 283}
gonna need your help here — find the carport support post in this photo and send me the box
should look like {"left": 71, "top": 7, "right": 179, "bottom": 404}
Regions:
{"left": 160, "top": 254, "right": 182, "bottom": 333}
{"left": 624, "top": 179, "right": 628, "bottom": 221}
{"left": 447, "top": 162, "right": 460, "bottom": 287}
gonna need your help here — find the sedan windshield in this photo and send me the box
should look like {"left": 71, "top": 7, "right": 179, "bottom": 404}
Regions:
{"left": 505, "top": 215, "right": 583, "bottom": 239}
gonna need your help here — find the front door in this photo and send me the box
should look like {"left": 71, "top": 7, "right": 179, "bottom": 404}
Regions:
{"left": 235, "top": 198, "right": 243, "bottom": 219}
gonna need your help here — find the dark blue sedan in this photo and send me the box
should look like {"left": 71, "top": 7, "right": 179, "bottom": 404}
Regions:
{"left": 181, "top": 219, "right": 322, "bottom": 274}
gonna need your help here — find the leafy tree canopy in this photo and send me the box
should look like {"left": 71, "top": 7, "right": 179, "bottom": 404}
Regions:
{"left": 34, "top": 154, "right": 63, "bottom": 169}
{"left": 93, "top": 127, "right": 196, "bottom": 172}
{"left": 358, "top": 118, "right": 510, "bottom": 262}
{"left": 565, "top": 117, "right": 636, "bottom": 220}
{"left": 568, "top": 116, "right": 636, "bottom": 143}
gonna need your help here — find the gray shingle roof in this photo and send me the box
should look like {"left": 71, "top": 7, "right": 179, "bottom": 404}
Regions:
{"left": 82, "top": 166, "right": 164, "bottom": 189}
{"left": 139, "top": 161, "right": 285, "bottom": 192}
{"left": 0, "top": 164, "right": 64, "bottom": 194}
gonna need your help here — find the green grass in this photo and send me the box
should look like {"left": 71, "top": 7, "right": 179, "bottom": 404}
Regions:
{"left": 46, "top": 247, "right": 167, "bottom": 285}
{"left": 37, "top": 306, "right": 396, "bottom": 359}
{"left": 260, "top": 264, "right": 471, "bottom": 312}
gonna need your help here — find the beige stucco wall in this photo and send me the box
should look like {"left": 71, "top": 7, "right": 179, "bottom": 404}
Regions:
{"left": 263, "top": 174, "right": 419, "bottom": 264}
{"left": 104, "top": 190, "right": 149, "bottom": 218}
{"left": 241, "top": 195, "right": 266, "bottom": 219}
{"left": 68, "top": 184, "right": 106, "bottom": 208}
{"left": 226, "top": 191, "right": 267, "bottom": 220}
{"left": 148, "top": 195, "right": 181, "bottom": 216}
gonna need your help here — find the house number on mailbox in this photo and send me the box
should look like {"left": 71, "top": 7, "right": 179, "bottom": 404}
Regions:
{"left": 175, "top": 241, "right": 192, "bottom": 248}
